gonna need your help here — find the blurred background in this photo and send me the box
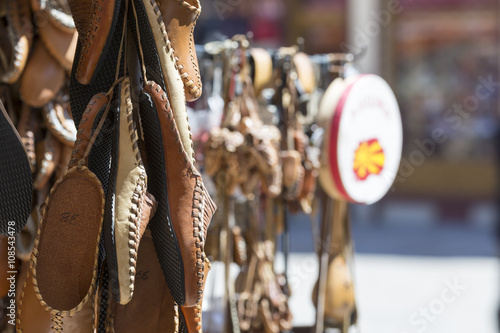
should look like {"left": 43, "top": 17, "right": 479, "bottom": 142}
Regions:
{"left": 197, "top": 0, "right": 500, "bottom": 332}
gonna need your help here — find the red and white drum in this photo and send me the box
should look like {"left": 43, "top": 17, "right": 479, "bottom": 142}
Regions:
{"left": 318, "top": 75, "right": 403, "bottom": 205}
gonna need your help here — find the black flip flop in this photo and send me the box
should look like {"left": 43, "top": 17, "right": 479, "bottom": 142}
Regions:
{"left": 0, "top": 100, "right": 32, "bottom": 235}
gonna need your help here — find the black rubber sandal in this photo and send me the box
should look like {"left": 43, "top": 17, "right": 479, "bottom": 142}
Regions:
{"left": 0, "top": 100, "right": 32, "bottom": 235}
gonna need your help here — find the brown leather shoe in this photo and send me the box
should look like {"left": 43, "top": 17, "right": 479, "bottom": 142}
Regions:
{"left": 43, "top": 90, "right": 77, "bottom": 148}
{"left": 19, "top": 41, "right": 65, "bottom": 108}
{"left": 17, "top": 261, "right": 52, "bottom": 333}
{"left": 143, "top": 80, "right": 216, "bottom": 309}
{"left": 131, "top": 0, "right": 195, "bottom": 160}
{"left": 157, "top": 0, "right": 202, "bottom": 102}
{"left": 108, "top": 230, "right": 177, "bottom": 333}
{"left": 38, "top": 16, "right": 78, "bottom": 72}
{"left": 67, "top": 0, "right": 117, "bottom": 85}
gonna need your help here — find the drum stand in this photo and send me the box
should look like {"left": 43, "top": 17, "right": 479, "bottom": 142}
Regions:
{"left": 313, "top": 189, "right": 356, "bottom": 333}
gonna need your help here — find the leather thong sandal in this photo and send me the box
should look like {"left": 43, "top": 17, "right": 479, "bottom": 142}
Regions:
{"left": 157, "top": 0, "right": 203, "bottom": 102}
{"left": 0, "top": 99, "right": 32, "bottom": 235}
{"left": 144, "top": 81, "right": 216, "bottom": 310}
{"left": 68, "top": 0, "right": 126, "bottom": 127}
{"left": 104, "top": 78, "right": 158, "bottom": 305}
{"left": 130, "top": 0, "right": 195, "bottom": 160}
{"left": 29, "top": 92, "right": 110, "bottom": 327}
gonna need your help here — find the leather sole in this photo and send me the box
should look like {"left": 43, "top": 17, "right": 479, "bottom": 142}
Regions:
{"left": 30, "top": 165, "right": 104, "bottom": 316}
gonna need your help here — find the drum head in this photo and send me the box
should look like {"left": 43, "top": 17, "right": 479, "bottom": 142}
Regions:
{"left": 319, "top": 74, "right": 403, "bottom": 204}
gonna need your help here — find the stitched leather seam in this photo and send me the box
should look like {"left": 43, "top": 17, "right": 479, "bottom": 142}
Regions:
{"left": 122, "top": 79, "right": 146, "bottom": 300}
{"left": 174, "top": 302, "right": 180, "bottom": 333}
{"left": 69, "top": 94, "right": 103, "bottom": 168}
{"left": 175, "top": 0, "right": 200, "bottom": 12}
{"left": 75, "top": 0, "right": 102, "bottom": 80}
{"left": 127, "top": 171, "right": 146, "bottom": 299}
{"left": 148, "top": 0, "right": 196, "bottom": 163}
{"left": 51, "top": 312, "right": 64, "bottom": 332}
{"left": 16, "top": 271, "right": 29, "bottom": 332}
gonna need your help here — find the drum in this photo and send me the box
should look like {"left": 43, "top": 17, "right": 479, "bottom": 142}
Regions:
{"left": 318, "top": 74, "right": 403, "bottom": 205}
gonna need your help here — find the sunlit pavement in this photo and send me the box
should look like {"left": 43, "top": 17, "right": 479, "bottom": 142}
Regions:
{"left": 204, "top": 220, "right": 500, "bottom": 332}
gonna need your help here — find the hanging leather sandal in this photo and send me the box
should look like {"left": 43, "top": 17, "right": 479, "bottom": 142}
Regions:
{"left": 104, "top": 78, "right": 158, "bottom": 305}
{"left": 144, "top": 80, "right": 216, "bottom": 309}
{"left": 67, "top": 0, "right": 127, "bottom": 127}
{"left": 157, "top": 0, "right": 203, "bottom": 102}
{"left": 29, "top": 92, "right": 110, "bottom": 329}
{"left": 130, "top": 0, "right": 195, "bottom": 160}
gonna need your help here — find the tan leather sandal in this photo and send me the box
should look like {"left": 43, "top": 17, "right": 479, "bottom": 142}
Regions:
{"left": 29, "top": 92, "right": 108, "bottom": 327}
{"left": 108, "top": 78, "right": 157, "bottom": 305}
{"left": 130, "top": 0, "right": 195, "bottom": 160}
{"left": 135, "top": 81, "right": 216, "bottom": 333}
{"left": 67, "top": 0, "right": 117, "bottom": 85}
{"left": 17, "top": 260, "right": 96, "bottom": 333}
{"left": 157, "top": 0, "right": 203, "bottom": 102}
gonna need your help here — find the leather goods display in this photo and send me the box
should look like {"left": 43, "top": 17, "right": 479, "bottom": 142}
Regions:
{"left": 0, "top": 1, "right": 404, "bottom": 330}
{"left": 68, "top": 0, "right": 125, "bottom": 127}
{"left": 108, "top": 78, "right": 156, "bottom": 305}
{"left": 68, "top": 0, "right": 117, "bottom": 86}
{"left": 129, "top": 0, "right": 217, "bottom": 318}
{"left": 131, "top": 0, "right": 195, "bottom": 161}
{"left": 312, "top": 198, "right": 356, "bottom": 333}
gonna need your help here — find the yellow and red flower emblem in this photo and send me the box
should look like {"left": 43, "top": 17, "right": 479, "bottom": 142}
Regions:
{"left": 353, "top": 138, "right": 385, "bottom": 181}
